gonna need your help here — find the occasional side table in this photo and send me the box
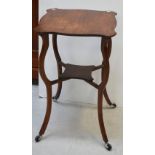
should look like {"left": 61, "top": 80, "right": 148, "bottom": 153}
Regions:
{"left": 34, "top": 9, "right": 117, "bottom": 151}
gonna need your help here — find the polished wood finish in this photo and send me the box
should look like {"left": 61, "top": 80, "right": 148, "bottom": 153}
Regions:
{"left": 52, "top": 34, "right": 63, "bottom": 100}
{"left": 35, "top": 9, "right": 117, "bottom": 37}
{"left": 35, "top": 9, "right": 117, "bottom": 149}
{"left": 98, "top": 37, "right": 112, "bottom": 143}
{"left": 32, "top": 0, "right": 39, "bottom": 82}
{"left": 38, "top": 34, "right": 52, "bottom": 136}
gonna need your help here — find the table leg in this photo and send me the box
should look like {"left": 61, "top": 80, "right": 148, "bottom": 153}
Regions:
{"left": 35, "top": 34, "right": 52, "bottom": 142}
{"left": 97, "top": 37, "right": 113, "bottom": 151}
{"left": 101, "top": 38, "right": 116, "bottom": 108}
{"left": 52, "top": 34, "right": 62, "bottom": 101}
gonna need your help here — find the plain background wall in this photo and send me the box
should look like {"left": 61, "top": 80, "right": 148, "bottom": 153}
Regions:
{"left": 39, "top": 0, "right": 123, "bottom": 106}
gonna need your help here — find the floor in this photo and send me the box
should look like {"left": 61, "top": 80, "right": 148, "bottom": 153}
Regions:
{"left": 32, "top": 86, "right": 123, "bottom": 155}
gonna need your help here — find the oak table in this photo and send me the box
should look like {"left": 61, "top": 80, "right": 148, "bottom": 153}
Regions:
{"left": 34, "top": 9, "right": 117, "bottom": 151}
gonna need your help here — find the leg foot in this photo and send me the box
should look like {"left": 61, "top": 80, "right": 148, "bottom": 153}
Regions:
{"left": 104, "top": 143, "right": 112, "bottom": 151}
{"left": 52, "top": 96, "right": 58, "bottom": 102}
{"left": 35, "top": 135, "right": 41, "bottom": 142}
{"left": 109, "top": 103, "right": 117, "bottom": 108}
{"left": 52, "top": 82, "right": 62, "bottom": 102}
{"left": 103, "top": 89, "right": 117, "bottom": 108}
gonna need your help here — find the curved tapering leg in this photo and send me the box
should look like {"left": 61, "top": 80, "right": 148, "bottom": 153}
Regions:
{"left": 98, "top": 89, "right": 112, "bottom": 151}
{"left": 98, "top": 89, "right": 108, "bottom": 143}
{"left": 103, "top": 88, "right": 116, "bottom": 108}
{"left": 97, "top": 37, "right": 113, "bottom": 151}
{"left": 39, "top": 85, "right": 52, "bottom": 135}
{"left": 101, "top": 37, "right": 116, "bottom": 108}
{"left": 35, "top": 34, "right": 52, "bottom": 142}
{"left": 52, "top": 34, "right": 62, "bottom": 101}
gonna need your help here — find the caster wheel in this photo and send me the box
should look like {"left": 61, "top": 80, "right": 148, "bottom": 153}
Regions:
{"left": 35, "top": 135, "right": 41, "bottom": 142}
{"left": 104, "top": 143, "right": 112, "bottom": 151}
{"left": 110, "top": 103, "right": 117, "bottom": 108}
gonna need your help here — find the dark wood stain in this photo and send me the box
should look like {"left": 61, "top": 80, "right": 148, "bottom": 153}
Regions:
{"left": 32, "top": 0, "right": 39, "bottom": 83}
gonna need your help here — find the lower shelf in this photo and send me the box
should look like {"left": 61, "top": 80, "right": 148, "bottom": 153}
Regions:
{"left": 60, "top": 64, "right": 96, "bottom": 81}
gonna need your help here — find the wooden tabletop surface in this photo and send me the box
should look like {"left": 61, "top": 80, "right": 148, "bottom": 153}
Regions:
{"left": 35, "top": 9, "right": 117, "bottom": 37}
